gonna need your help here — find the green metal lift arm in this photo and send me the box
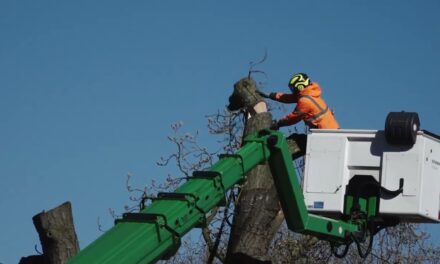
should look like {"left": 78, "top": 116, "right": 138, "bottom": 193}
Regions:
{"left": 68, "top": 130, "right": 360, "bottom": 264}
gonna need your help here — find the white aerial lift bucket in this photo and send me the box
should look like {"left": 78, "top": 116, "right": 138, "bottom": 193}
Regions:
{"left": 303, "top": 112, "right": 440, "bottom": 223}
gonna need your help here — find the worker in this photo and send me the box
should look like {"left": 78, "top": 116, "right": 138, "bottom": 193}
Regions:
{"left": 257, "top": 73, "right": 339, "bottom": 130}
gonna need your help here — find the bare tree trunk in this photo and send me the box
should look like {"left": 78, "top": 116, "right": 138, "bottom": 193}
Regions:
{"left": 225, "top": 78, "right": 284, "bottom": 263}
{"left": 19, "top": 202, "right": 79, "bottom": 264}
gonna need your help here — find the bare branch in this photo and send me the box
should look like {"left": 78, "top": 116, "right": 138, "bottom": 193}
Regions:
{"left": 248, "top": 49, "right": 268, "bottom": 80}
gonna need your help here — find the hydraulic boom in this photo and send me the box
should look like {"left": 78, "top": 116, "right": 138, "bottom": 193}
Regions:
{"left": 68, "top": 130, "right": 362, "bottom": 264}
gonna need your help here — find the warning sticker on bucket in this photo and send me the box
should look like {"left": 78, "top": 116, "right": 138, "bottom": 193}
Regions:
{"left": 313, "top": 201, "right": 324, "bottom": 209}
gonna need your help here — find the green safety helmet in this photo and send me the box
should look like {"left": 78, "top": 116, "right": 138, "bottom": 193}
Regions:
{"left": 288, "top": 73, "right": 310, "bottom": 93}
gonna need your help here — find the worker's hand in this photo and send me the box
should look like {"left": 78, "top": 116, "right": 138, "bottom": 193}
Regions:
{"left": 270, "top": 120, "right": 280, "bottom": 130}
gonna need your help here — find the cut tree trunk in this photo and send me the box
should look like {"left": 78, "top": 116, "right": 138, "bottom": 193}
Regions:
{"left": 225, "top": 78, "right": 284, "bottom": 263}
{"left": 19, "top": 202, "right": 79, "bottom": 264}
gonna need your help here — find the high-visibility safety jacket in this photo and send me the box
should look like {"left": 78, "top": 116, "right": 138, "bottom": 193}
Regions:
{"left": 273, "top": 82, "right": 340, "bottom": 129}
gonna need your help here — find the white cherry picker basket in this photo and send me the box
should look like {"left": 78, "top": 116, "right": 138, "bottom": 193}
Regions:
{"left": 303, "top": 112, "right": 440, "bottom": 223}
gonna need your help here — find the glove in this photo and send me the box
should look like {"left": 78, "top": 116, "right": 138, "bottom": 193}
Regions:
{"left": 270, "top": 120, "right": 280, "bottom": 130}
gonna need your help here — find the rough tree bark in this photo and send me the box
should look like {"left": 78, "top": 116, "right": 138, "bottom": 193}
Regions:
{"left": 19, "top": 202, "right": 80, "bottom": 264}
{"left": 225, "top": 78, "right": 285, "bottom": 263}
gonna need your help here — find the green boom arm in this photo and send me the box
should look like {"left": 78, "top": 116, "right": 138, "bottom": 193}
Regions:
{"left": 68, "top": 130, "right": 360, "bottom": 264}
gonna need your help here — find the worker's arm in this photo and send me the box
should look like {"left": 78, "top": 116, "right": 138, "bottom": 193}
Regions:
{"left": 273, "top": 92, "right": 298, "bottom": 103}
{"left": 277, "top": 110, "right": 304, "bottom": 127}
{"left": 256, "top": 90, "right": 298, "bottom": 103}
{"left": 277, "top": 98, "right": 309, "bottom": 127}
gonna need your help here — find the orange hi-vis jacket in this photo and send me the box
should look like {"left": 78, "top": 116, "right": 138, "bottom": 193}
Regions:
{"left": 274, "top": 82, "right": 340, "bottom": 129}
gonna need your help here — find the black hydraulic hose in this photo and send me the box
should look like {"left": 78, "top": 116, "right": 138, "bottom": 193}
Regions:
{"left": 332, "top": 242, "right": 351, "bottom": 258}
{"left": 351, "top": 232, "right": 374, "bottom": 258}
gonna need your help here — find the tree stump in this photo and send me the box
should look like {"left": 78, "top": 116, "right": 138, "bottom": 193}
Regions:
{"left": 225, "top": 78, "right": 284, "bottom": 263}
{"left": 19, "top": 202, "right": 79, "bottom": 264}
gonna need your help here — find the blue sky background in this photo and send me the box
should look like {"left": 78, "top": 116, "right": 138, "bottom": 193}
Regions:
{"left": 1, "top": 1, "right": 440, "bottom": 263}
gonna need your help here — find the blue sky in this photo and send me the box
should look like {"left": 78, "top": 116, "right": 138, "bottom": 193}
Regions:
{"left": 1, "top": 1, "right": 440, "bottom": 263}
